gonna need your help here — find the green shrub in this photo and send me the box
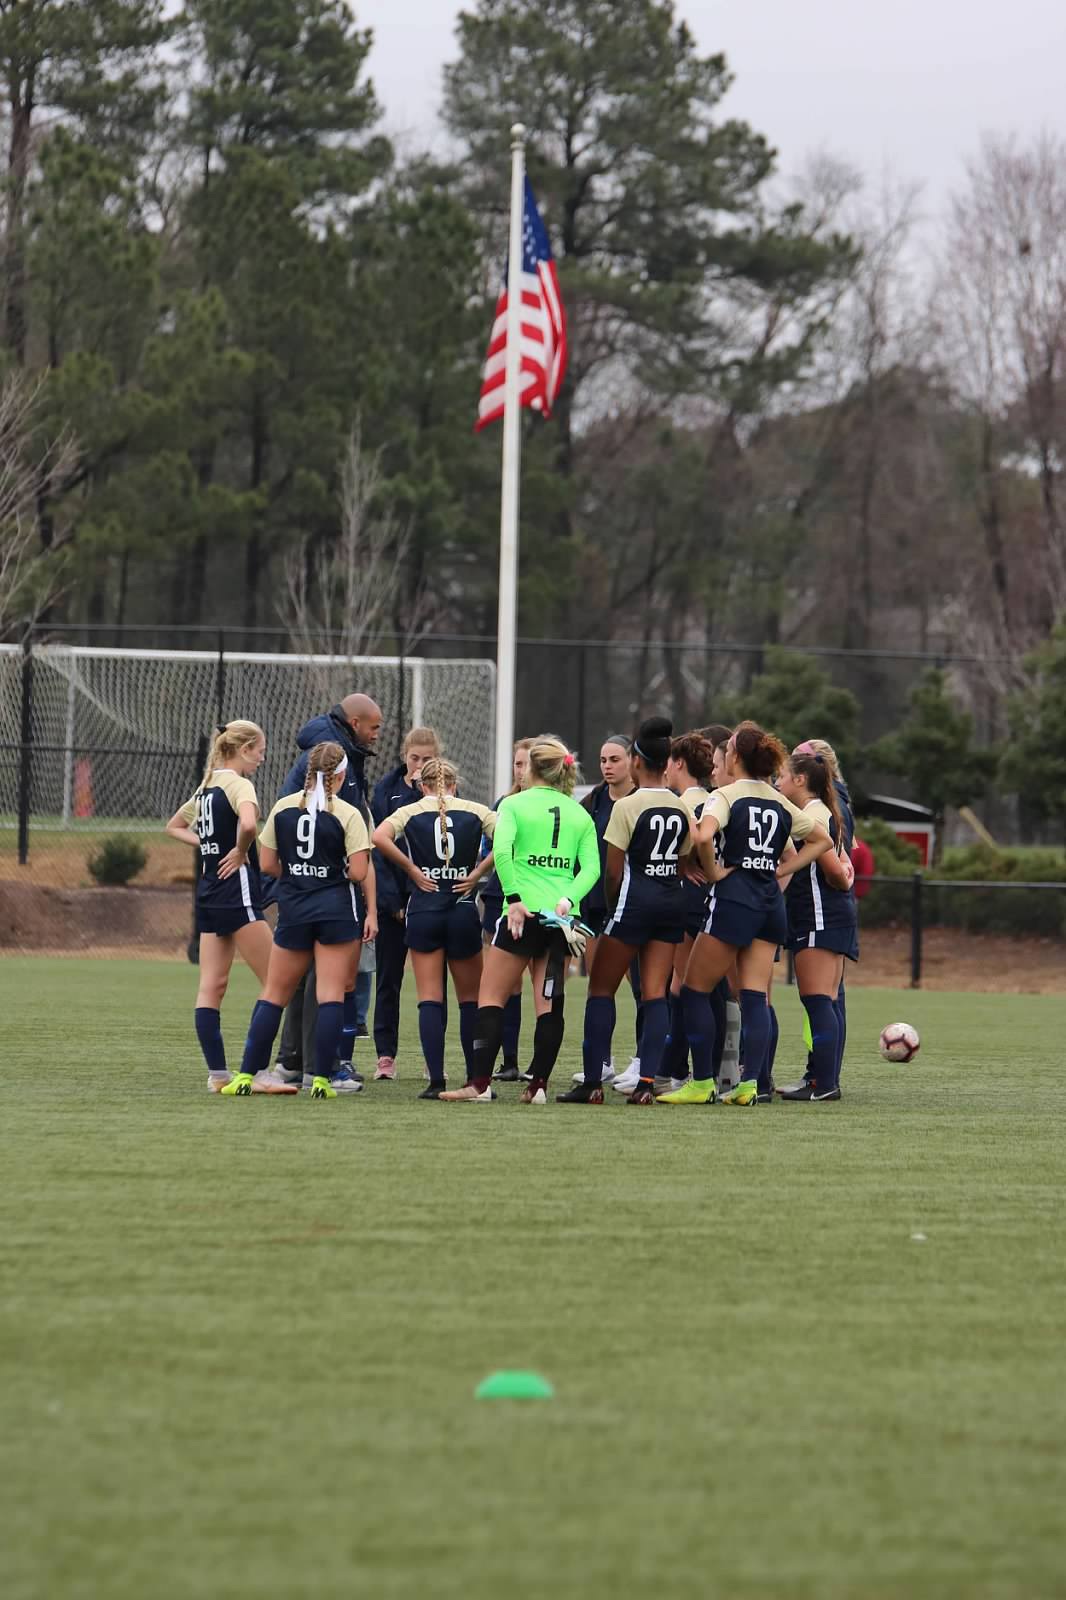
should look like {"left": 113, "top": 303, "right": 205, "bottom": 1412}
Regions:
{"left": 87, "top": 836, "right": 148, "bottom": 887}
{"left": 931, "top": 844, "right": 1066, "bottom": 939}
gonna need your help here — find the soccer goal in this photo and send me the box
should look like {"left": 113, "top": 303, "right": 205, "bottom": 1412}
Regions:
{"left": 0, "top": 643, "right": 497, "bottom": 832}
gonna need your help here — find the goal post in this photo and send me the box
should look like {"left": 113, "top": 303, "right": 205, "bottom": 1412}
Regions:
{"left": 0, "top": 643, "right": 497, "bottom": 834}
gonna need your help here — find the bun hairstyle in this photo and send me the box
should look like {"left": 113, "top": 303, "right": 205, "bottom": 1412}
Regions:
{"left": 300, "top": 741, "right": 346, "bottom": 812}
{"left": 789, "top": 752, "right": 845, "bottom": 855}
{"left": 528, "top": 734, "right": 581, "bottom": 796}
{"left": 730, "top": 720, "right": 788, "bottom": 782}
{"left": 632, "top": 716, "right": 673, "bottom": 773}
{"left": 420, "top": 757, "right": 460, "bottom": 864}
{"left": 200, "top": 719, "right": 264, "bottom": 789}
{"left": 670, "top": 733, "right": 716, "bottom": 788}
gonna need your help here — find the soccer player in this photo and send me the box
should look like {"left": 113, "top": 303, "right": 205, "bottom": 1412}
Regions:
{"left": 775, "top": 751, "right": 857, "bottom": 1101}
{"left": 574, "top": 734, "right": 639, "bottom": 1087}
{"left": 480, "top": 737, "right": 534, "bottom": 1083}
{"left": 370, "top": 726, "right": 443, "bottom": 1082}
{"left": 676, "top": 722, "right": 835, "bottom": 1106}
{"left": 372, "top": 757, "right": 496, "bottom": 1099}
{"left": 267, "top": 693, "right": 382, "bottom": 1091}
{"left": 559, "top": 717, "right": 692, "bottom": 1106}
{"left": 166, "top": 720, "right": 288, "bottom": 1095}
{"left": 653, "top": 730, "right": 719, "bottom": 1095}
{"left": 780, "top": 738, "right": 856, "bottom": 1095}
{"left": 441, "top": 735, "right": 599, "bottom": 1105}
{"left": 221, "top": 742, "right": 371, "bottom": 1099}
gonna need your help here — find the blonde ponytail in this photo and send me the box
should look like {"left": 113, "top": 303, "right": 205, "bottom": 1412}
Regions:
{"left": 420, "top": 757, "right": 459, "bottom": 864}
{"left": 200, "top": 719, "right": 264, "bottom": 791}
{"left": 301, "top": 742, "right": 346, "bottom": 813}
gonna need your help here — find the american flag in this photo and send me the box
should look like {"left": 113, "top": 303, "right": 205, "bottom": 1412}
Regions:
{"left": 475, "top": 178, "right": 568, "bottom": 432}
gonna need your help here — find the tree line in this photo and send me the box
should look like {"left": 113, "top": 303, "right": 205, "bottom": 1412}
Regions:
{"left": 1, "top": 0, "right": 1064, "bottom": 839}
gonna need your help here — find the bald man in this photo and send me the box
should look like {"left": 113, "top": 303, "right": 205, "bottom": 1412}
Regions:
{"left": 279, "top": 693, "right": 383, "bottom": 812}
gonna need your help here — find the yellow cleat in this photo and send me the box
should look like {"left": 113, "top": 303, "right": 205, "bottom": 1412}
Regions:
{"left": 220, "top": 1072, "right": 254, "bottom": 1097}
{"left": 310, "top": 1076, "right": 337, "bottom": 1099}
{"left": 721, "top": 1079, "right": 758, "bottom": 1107}
{"left": 657, "top": 1078, "right": 716, "bottom": 1105}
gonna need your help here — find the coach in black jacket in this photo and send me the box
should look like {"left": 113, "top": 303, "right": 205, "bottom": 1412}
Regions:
{"left": 368, "top": 727, "right": 442, "bottom": 1077}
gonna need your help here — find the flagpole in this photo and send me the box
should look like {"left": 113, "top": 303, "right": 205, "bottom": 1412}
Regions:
{"left": 493, "top": 122, "right": 526, "bottom": 800}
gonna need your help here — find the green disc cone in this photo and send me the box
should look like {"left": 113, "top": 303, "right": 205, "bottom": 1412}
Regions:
{"left": 475, "top": 1370, "right": 554, "bottom": 1401}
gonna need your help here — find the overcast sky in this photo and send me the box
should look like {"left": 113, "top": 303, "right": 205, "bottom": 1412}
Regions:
{"left": 356, "top": 0, "right": 1066, "bottom": 209}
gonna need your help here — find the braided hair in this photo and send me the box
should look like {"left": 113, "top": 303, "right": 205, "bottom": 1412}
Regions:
{"left": 300, "top": 742, "right": 346, "bottom": 812}
{"left": 419, "top": 757, "right": 460, "bottom": 864}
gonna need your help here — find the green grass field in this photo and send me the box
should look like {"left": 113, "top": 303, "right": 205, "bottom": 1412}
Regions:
{"left": 2, "top": 959, "right": 1064, "bottom": 1600}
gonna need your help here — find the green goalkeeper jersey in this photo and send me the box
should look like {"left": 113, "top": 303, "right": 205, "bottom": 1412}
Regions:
{"left": 493, "top": 785, "right": 600, "bottom": 916}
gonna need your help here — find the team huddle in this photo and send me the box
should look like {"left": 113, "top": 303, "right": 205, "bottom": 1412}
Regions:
{"left": 166, "top": 698, "right": 860, "bottom": 1106}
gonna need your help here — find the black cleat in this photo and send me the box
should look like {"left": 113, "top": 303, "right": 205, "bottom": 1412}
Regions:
{"left": 418, "top": 1083, "right": 447, "bottom": 1100}
{"left": 755, "top": 1088, "right": 775, "bottom": 1104}
{"left": 556, "top": 1083, "right": 605, "bottom": 1104}
{"left": 778, "top": 1082, "right": 841, "bottom": 1102}
{"left": 494, "top": 1062, "right": 520, "bottom": 1082}
{"left": 627, "top": 1081, "right": 657, "bottom": 1105}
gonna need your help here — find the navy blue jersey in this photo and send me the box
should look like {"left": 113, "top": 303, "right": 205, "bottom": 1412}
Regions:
{"left": 604, "top": 787, "right": 692, "bottom": 922}
{"left": 785, "top": 798, "right": 857, "bottom": 939}
{"left": 701, "top": 780, "right": 812, "bottom": 914}
{"left": 579, "top": 781, "right": 636, "bottom": 918}
{"left": 260, "top": 794, "right": 370, "bottom": 924}
{"left": 383, "top": 795, "right": 495, "bottom": 911}
{"left": 179, "top": 769, "right": 262, "bottom": 918}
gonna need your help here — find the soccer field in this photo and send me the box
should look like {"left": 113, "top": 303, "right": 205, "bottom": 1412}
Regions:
{"left": 2, "top": 959, "right": 1064, "bottom": 1600}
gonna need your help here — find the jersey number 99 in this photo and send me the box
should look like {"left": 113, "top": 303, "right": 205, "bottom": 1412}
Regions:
{"left": 197, "top": 793, "right": 215, "bottom": 838}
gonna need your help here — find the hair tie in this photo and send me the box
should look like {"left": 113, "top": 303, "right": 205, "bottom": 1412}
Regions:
{"left": 563, "top": 753, "right": 574, "bottom": 767}
{"left": 814, "top": 754, "right": 825, "bottom": 764}
{"left": 216, "top": 723, "right": 227, "bottom": 736}
{"left": 633, "top": 740, "right": 647, "bottom": 762}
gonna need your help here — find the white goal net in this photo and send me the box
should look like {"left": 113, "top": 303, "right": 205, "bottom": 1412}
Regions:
{"left": 0, "top": 644, "right": 497, "bottom": 829}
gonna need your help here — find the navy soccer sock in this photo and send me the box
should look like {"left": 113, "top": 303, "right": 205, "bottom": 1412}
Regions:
{"left": 834, "top": 983, "right": 847, "bottom": 1081}
{"left": 680, "top": 985, "right": 716, "bottom": 1081}
{"left": 767, "top": 1004, "right": 780, "bottom": 1077}
{"left": 315, "top": 1001, "right": 345, "bottom": 1080}
{"left": 458, "top": 1000, "right": 478, "bottom": 1080}
{"left": 194, "top": 1007, "right": 226, "bottom": 1076}
{"left": 471, "top": 1004, "right": 504, "bottom": 1090}
{"left": 661, "top": 992, "right": 690, "bottom": 1079}
{"left": 240, "top": 1000, "right": 284, "bottom": 1078}
{"left": 418, "top": 1000, "right": 447, "bottom": 1086}
{"left": 582, "top": 995, "right": 616, "bottom": 1087}
{"left": 738, "top": 990, "right": 771, "bottom": 1091}
{"left": 801, "top": 993, "right": 841, "bottom": 1091}
{"left": 502, "top": 992, "right": 522, "bottom": 1068}
{"left": 340, "top": 989, "right": 358, "bottom": 1063}
{"left": 709, "top": 981, "right": 728, "bottom": 1079}
{"left": 638, "top": 996, "right": 670, "bottom": 1082}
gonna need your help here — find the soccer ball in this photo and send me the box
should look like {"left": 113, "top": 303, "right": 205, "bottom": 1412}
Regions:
{"left": 879, "top": 1022, "right": 920, "bottom": 1063}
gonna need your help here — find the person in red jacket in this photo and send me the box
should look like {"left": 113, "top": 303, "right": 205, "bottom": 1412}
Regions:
{"left": 851, "top": 835, "right": 875, "bottom": 899}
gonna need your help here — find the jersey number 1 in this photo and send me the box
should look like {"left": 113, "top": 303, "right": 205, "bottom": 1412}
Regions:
{"left": 548, "top": 806, "right": 561, "bottom": 850}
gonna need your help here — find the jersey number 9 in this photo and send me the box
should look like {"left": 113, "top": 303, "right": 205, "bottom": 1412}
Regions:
{"left": 296, "top": 813, "right": 316, "bottom": 860}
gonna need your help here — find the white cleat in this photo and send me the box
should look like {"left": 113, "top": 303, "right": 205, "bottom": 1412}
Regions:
{"left": 573, "top": 1063, "right": 615, "bottom": 1085}
{"left": 207, "top": 1073, "right": 231, "bottom": 1093}
{"left": 612, "top": 1059, "right": 642, "bottom": 1094}
{"left": 250, "top": 1069, "right": 299, "bottom": 1095}
{"left": 528, "top": 1087, "right": 547, "bottom": 1105}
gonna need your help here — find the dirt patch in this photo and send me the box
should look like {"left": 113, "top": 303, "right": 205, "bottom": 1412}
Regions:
{"left": 0, "top": 880, "right": 190, "bottom": 956}
{"left": 850, "top": 925, "right": 1066, "bottom": 993}
{"left": 1, "top": 886, "right": 1063, "bottom": 990}
{"left": 0, "top": 835, "right": 192, "bottom": 890}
